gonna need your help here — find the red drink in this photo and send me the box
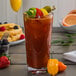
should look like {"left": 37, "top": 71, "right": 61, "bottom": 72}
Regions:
{"left": 24, "top": 13, "right": 53, "bottom": 72}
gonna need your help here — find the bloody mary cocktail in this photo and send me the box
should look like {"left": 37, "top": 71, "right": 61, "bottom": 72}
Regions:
{"left": 24, "top": 13, "right": 53, "bottom": 72}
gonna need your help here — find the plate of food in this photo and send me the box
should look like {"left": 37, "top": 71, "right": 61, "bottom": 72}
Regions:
{"left": 0, "top": 22, "right": 25, "bottom": 45}
{"left": 59, "top": 10, "right": 76, "bottom": 33}
{"left": 10, "top": 39, "right": 25, "bottom": 45}
{"left": 59, "top": 14, "right": 76, "bottom": 33}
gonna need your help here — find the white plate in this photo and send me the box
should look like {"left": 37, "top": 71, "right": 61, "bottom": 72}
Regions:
{"left": 9, "top": 39, "right": 25, "bottom": 46}
{"left": 63, "top": 51, "right": 76, "bottom": 62}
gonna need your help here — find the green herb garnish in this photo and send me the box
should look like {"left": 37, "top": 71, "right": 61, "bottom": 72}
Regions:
{"left": 51, "top": 33, "right": 75, "bottom": 46}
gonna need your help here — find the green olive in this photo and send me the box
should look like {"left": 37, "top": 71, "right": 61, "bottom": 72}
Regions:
{"left": 43, "top": 6, "right": 56, "bottom": 13}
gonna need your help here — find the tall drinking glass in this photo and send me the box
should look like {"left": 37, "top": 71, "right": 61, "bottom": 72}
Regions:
{"left": 23, "top": 13, "right": 53, "bottom": 73}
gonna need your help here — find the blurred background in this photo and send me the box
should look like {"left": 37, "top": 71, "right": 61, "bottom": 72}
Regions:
{"left": 0, "top": 0, "right": 76, "bottom": 27}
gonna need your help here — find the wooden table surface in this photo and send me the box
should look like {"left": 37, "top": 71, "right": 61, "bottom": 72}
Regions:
{"left": 0, "top": 27, "right": 76, "bottom": 76}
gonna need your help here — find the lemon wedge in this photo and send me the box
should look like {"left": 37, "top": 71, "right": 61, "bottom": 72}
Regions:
{"left": 40, "top": 8, "right": 48, "bottom": 16}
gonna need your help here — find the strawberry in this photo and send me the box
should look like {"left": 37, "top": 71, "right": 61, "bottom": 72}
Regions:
{"left": 58, "top": 61, "right": 67, "bottom": 72}
{"left": 20, "top": 34, "right": 25, "bottom": 40}
{"left": 36, "top": 8, "right": 43, "bottom": 18}
{"left": 0, "top": 56, "right": 10, "bottom": 68}
{"left": 0, "top": 26, "right": 6, "bottom": 31}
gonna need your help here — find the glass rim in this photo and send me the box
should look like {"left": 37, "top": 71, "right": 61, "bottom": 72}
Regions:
{"left": 23, "top": 12, "right": 53, "bottom": 19}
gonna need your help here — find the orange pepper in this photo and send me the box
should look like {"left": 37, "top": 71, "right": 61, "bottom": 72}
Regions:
{"left": 58, "top": 61, "right": 67, "bottom": 72}
{"left": 47, "top": 59, "right": 67, "bottom": 76}
{"left": 47, "top": 59, "right": 59, "bottom": 76}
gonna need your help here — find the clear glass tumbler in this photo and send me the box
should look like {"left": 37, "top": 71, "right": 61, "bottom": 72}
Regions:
{"left": 23, "top": 13, "right": 53, "bottom": 73}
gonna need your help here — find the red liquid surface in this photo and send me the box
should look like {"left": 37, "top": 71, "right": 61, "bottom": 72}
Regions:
{"left": 24, "top": 14, "right": 53, "bottom": 69}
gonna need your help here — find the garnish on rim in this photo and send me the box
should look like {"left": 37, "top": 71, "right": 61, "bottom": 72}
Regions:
{"left": 43, "top": 6, "right": 56, "bottom": 13}
{"left": 26, "top": 6, "right": 56, "bottom": 18}
{"left": 26, "top": 8, "right": 36, "bottom": 18}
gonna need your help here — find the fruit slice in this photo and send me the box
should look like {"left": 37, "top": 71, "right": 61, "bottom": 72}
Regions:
{"left": 36, "top": 8, "right": 43, "bottom": 17}
{"left": 40, "top": 8, "right": 48, "bottom": 16}
{"left": 47, "top": 59, "right": 58, "bottom": 76}
{"left": 10, "top": 0, "right": 22, "bottom": 12}
{"left": 68, "top": 10, "right": 76, "bottom": 14}
{"left": 26, "top": 8, "right": 36, "bottom": 18}
{"left": 58, "top": 61, "right": 67, "bottom": 72}
{"left": 43, "top": 6, "right": 56, "bottom": 13}
{"left": 62, "top": 14, "right": 76, "bottom": 26}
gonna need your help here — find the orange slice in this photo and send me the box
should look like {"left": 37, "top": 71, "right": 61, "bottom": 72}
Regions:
{"left": 62, "top": 14, "right": 76, "bottom": 26}
{"left": 47, "top": 59, "right": 58, "bottom": 76}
